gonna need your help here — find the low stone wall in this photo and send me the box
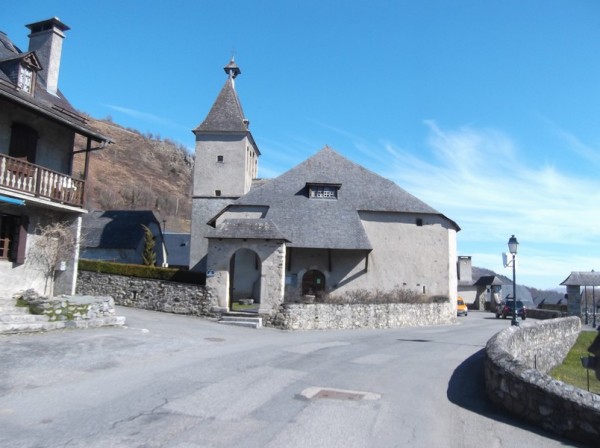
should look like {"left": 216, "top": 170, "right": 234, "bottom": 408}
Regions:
{"left": 526, "top": 308, "right": 566, "bottom": 320}
{"left": 15, "top": 290, "right": 126, "bottom": 329}
{"left": 29, "top": 295, "right": 115, "bottom": 322}
{"left": 77, "top": 271, "right": 214, "bottom": 316}
{"left": 485, "top": 317, "right": 600, "bottom": 445}
{"left": 271, "top": 302, "right": 454, "bottom": 330}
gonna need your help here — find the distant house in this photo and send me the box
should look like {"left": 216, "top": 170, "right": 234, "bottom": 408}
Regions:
{"left": 0, "top": 18, "right": 111, "bottom": 296}
{"left": 190, "top": 60, "right": 460, "bottom": 315}
{"left": 473, "top": 275, "right": 506, "bottom": 312}
{"left": 457, "top": 256, "right": 477, "bottom": 304}
{"left": 81, "top": 210, "right": 166, "bottom": 266}
{"left": 458, "top": 256, "right": 533, "bottom": 311}
{"left": 163, "top": 232, "right": 190, "bottom": 269}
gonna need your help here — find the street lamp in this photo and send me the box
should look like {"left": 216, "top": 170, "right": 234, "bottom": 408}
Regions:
{"left": 508, "top": 235, "right": 519, "bottom": 326}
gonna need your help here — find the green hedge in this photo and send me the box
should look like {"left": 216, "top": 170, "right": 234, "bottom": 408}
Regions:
{"left": 78, "top": 259, "right": 205, "bottom": 285}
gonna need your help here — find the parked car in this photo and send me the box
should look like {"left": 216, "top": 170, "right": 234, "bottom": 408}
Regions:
{"left": 457, "top": 297, "right": 468, "bottom": 316}
{"left": 496, "top": 300, "right": 526, "bottom": 320}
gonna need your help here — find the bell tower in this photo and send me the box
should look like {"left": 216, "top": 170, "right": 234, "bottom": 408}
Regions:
{"left": 189, "top": 59, "right": 260, "bottom": 272}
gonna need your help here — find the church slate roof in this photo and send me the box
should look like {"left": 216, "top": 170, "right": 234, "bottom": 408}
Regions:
{"left": 194, "top": 78, "right": 248, "bottom": 133}
{"left": 0, "top": 29, "right": 110, "bottom": 144}
{"left": 214, "top": 147, "right": 459, "bottom": 250}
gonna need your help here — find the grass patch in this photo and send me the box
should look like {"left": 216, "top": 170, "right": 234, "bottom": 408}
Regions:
{"left": 230, "top": 303, "right": 259, "bottom": 312}
{"left": 549, "top": 330, "right": 600, "bottom": 393}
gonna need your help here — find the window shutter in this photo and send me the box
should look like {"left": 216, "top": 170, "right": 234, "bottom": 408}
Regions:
{"left": 14, "top": 215, "right": 28, "bottom": 264}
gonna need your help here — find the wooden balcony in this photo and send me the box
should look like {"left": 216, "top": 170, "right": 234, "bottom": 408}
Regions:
{"left": 0, "top": 154, "right": 85, "bottom": 207}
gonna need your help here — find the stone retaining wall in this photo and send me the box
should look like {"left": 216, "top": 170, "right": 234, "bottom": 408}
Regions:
{"left": 77, "top": 271, "right": 214, "bottom": 316}
{"left": 271, "top": 302, "right": 454, "bottom": 330}
{"left": 526, "top": 308, "right": 566, "bottom": 320}
{"left": 485, "top": 317, "right": 600, "bottom": 445}
{"left": 77, "top": 271, "right": 454, "bottom": 330}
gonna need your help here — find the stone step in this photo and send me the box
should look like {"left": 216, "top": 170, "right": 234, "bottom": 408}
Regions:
{"left": 0, "top": 321, "right": 65, "bottom": 334}
{"left": 0, "top": 306, "right": 29, "bottom": 314}
{"left": 0, "top": 314, "right": 48, "bottom": 323}
{"left": 218, "top": 316, "right": 262, "bottom": 329}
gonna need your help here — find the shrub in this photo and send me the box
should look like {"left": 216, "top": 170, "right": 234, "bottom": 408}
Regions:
{"left": 283, "top": 287, "right": 449, "bottom": 305}
{"left": 78, "top": 259, "right": 205, "bottom": 285}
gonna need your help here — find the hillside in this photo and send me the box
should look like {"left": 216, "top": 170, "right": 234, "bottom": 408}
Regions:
{"left": 73, "top": 117, "right": 194, "bottom": 232}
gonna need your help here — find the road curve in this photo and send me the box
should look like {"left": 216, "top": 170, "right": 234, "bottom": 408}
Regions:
{"left": 0, "top": 308, "right": 584, "bottom": 447}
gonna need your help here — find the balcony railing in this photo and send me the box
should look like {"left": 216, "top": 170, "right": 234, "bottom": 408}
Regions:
{"left": 0, "top": 154, "right": 85, "bottom": 207}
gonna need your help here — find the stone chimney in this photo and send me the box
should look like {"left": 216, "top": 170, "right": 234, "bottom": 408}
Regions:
{"left": 25, "top": 17, "right": 70, "bottom": 96}
{"left": 457, "top": 256, "right": 473, "bottom": 283}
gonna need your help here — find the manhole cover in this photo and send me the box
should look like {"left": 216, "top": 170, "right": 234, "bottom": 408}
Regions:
{"left": 313, "top": 389, "right": 364, "bottom": 401}
{"left": 397, "top": 338, "right": 431, "bottom": 343}
{"left": 300, "top": 387, "right": 381, "bottom": 401}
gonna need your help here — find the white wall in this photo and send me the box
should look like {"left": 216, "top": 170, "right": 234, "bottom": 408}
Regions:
{"left": 0, "top": 208, "right": 81, "bottom": 297}
{"left": 193, "top": 134, "right": 253, "bottom": 197}
{"left": 357, "top": 211, "right": 454, "bottom": 297}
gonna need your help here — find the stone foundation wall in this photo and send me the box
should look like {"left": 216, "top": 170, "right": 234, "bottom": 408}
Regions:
{"left": 485, "top": 317, "right": 600, "bottom": 445}
{"left": 271, "top": 302, "right": 454, "bottom": 330}
{"left": 77, "top": 271, "right": 214, "bottom": 316}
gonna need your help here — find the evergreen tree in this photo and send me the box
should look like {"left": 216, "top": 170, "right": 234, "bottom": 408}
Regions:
{"left": 141, "top": 224, "right": 156, "bottom": 266}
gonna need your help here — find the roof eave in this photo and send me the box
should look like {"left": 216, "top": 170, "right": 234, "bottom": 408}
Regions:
{"left": 0, "top": 82, "right": 112, "bottom": 144}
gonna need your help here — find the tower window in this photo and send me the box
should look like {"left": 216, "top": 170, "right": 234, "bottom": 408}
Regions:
{"left": 217, "top": 155, "right": 224, "bottom": 163}
{"left": 215, "top": 190, "right": 221, "bottom": 197}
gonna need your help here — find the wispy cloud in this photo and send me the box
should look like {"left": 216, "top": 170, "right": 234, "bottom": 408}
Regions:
{"left": 377, "top": 121, "right": 600, "bottom": 288}
{"left": 258, "top": 119, "right": 599, "bottom": 288}
{"left": 104, "top": 104, "right": 187, "bottom": 130}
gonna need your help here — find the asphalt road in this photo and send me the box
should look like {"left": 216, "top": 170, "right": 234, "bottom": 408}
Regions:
{"left": 0, "top": 308, "right": 585, "bottom": 448}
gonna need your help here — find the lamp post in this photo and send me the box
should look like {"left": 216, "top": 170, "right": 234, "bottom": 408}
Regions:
{"left": 508, "top": 235, "right": 519, "bottom": 327}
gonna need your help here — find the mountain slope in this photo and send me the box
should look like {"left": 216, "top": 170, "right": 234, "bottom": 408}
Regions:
{"left": 74, "top": 117, "right": 194, "bottom": 232}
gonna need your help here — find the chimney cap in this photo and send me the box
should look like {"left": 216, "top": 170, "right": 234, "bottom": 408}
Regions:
{"left": 25, "top": 17, "right": 70, "bottom": 34}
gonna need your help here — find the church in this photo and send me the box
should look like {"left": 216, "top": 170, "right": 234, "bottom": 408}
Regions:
{"left": 190, "top": 60, "right": 460, "bottom": 315}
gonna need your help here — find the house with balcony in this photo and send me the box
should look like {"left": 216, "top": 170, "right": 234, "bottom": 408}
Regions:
{"left": 0, "top": 18, "right": 111, "bottom": 296}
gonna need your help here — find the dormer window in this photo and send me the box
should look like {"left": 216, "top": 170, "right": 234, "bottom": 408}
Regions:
{"left": 18, "top": 65, "right": 33, "bottom": 93}
{"left": 308, "top": 183, "right": 340, "bottom": 199}
{"left": 17, "top": 66, "right": 34, "bottom": 94}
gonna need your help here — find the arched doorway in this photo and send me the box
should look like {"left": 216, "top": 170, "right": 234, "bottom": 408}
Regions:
{"left": 229, "top": 249, "right": 261, "bottom": 312}
{"left": 302, "top": 270, "right": 325, "bottom": 296}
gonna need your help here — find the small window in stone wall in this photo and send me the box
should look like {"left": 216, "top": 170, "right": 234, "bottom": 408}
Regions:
{"left": 215, "top": 190, "right": 221, "bottom": 197}
{"left": 416, "top": 218, "right": 423, "bottom": 226}
{"left": 217, "top": 155, "right": 224, "bottom": 163}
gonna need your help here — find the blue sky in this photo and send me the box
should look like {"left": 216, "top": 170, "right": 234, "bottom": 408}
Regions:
{"left": 6, "top": 1, "right": 600, "bottom": 289}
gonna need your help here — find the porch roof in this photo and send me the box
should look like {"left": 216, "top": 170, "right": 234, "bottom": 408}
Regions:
{"left": 207, "top": 219, "right": 289, "bottom": 241}
{"left": 561, "top": 271, "right": 600, "bottom": 287}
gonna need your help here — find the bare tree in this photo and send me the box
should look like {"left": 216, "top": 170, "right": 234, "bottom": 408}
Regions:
{"left": 27, "top": 221, "right": 78, "bottom": 297}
